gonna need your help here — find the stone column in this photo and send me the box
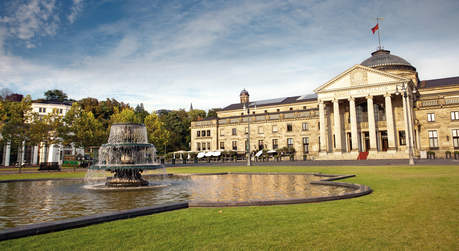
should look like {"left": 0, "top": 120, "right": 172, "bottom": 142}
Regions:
{"left": 349, "top": 97, "right": 359, "bottom": 152}
{"left": 17, "top": 142, "right": 25, "bottom": 165}
{"left": 319, "top": 101, "right": 327, "bottom": 153}
{"left": 402, "top": 93, "right": 410, "bottom": 153}
{"left": 384, "top": 93, "right": 396, "bottom": 150}
{"left": 48, "top": 144, "right": 54, "bottom": 163}
{"left": 3, "top": 142, "right": 11, "bottom": 166}
{"left": 407, "top": 93, "right": 416, "bottom": 150}
{"left": 33, "top": 145, "right": 39, "bottom": 165}
{"left": 333, "top": 99, "right": 342, "bottom": 152}
{"left": 367, "top": 96, "right": 377, "bottom": 151}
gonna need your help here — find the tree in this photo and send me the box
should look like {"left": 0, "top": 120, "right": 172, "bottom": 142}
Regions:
{"left": 159, "top": 109, "right": 191, "bottom": 152}
{"left": 144, "top": 113, "right": 170, "bottom": 155}
{"left": 44, "top": 89, "right": 68, "bottom": 102}
{"left": 96, "top": 98, "right": 131, "bottom": 128}
{"left": 0, "top": 88, "right": 12, "bottom": 100}
{"left": 62, "top": 103, "right": 107, "bottom": 149}
{"left": 110, "top": 107, "right": 143, "bottom": 124}
{"left": 134, "top": 103, "right": 149, "bottom": 122}
{"left": 207, "top": 109, "right": 219, "bottom": 118}
{"left": 0, "top": 96, "right": 33, "bottom": 171}
{"left": 189, "top": 109, "right": 206, "bottom": 121}
{"left": 0, "top": 101, "right": 6, "bottom": 132}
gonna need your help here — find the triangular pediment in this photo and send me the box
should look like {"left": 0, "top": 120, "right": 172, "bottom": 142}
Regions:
{"left": 314, "top": 65, "right": 409, "bottom": 93}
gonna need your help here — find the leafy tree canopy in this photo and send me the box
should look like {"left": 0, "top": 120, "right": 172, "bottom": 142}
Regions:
{"left": 144, "top": 113, "right": 170, "bottom": 154}
{"left": 110, "top": 107, "right": 143, "bottom": 124}
{"left": 44, "top": 89, "right": 68, "bottom": 102}
{"left": 189, "top": 109, "right": 206, "bottom": 121}
{"left": 62, "top": 103, "right": 107, "bottom": 148}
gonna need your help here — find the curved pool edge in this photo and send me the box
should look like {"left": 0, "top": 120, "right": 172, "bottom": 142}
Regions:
{"left": 188, "top": 172, "right": 372, "bottom": 207}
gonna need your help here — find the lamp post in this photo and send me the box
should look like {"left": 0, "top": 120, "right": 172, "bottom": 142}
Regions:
{"left": 396, "top": 83, "right": 415, "bottom": 166}
{"left": 243, "top": 102, "right": 251, "bottom": 166}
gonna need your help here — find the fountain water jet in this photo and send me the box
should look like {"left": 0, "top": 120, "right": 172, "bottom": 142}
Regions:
{"left": 89, "top": 123, "right": 163, "bottom": 188}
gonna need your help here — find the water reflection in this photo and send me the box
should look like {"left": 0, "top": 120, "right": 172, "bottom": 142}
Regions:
{"left": 0, "top": 174, "right": 353, "bottom": 229}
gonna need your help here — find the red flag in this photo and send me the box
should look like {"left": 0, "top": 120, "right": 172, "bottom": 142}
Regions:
{"left": 371, "top": 24, "right": 379, "bottom": 34}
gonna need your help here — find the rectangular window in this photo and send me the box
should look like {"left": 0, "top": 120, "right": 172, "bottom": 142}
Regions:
{"left": 258, "top": 126, "right": 264, "bottom": 134}
{"left": 220, "top": 142, "right": 225, "bottom": 150}
{"left": 302, "top": 122, "right": 308, "bottom": 131}
{"left": 59, "top": 109, "right": 63, "bottom": 114}
{"left": 428, "top": 130, "right": 439, "bottom": 148}
{"left": 197, "top": 131, "right": 201, "bottom": 137}
{"left": 272, "top": 139, "right": 278, "bottom": 150}
{"left": 427, "top": 113, "right": 435, "bottom": 122}
{"left": 399, "top": 131, "right": 406, "bottom": 146}
{"left": 207, "top": 142, "right": 211, "bottom": 150}
{"left": 452, "top": 111, "right": 459, "bottom": 120}
{"left": 197, "top": 143, "right": 201, "bottom": 151}
{"left": 245, "top": 127, "right": 248, "bottom": 134}
{"left": 272, "top": 125, "right": 278, "bottom": 133}
{"left": 258, "top": 140, "right": 264, "bottom": 150}
{"left": 287, "top": 123, "right": 293, "bottom": 132}
{"left": 452, "top": 129, "right": 459, "bottom": 148}
{"left": 232, "top": 141, "right": 237, "bottom": 151}
{"left": 202, "top": 130, "right": 206, "bottom": 137}
{"left": 220, "top": 129, "right": 224, "bottom": 136}
{"left": 303, "top": 137, "right": 309, "bottom": 153}
{"left": 287, "top": 138, "right": 294, "bottom": 148}
{"left": 207, "top": 130, "right": 211, "bottom": 137}
{"left": 232, "top": 128, "right": 237, "bottom": 135}
{"left": 202, "top": 143, "right": 206, "bottom": 151}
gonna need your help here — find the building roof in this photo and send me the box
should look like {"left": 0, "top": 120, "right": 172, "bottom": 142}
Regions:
{"left": 32, "top": 99, "right": 73, "bottom": 106}
{"left": 361, "top": 49, "right": 414, "bottom": 70}
{"left": 222, "top": 93, "right": 317, "bottom": 111}
{"left": 419, "top": 76, "right": 459, "bottom": 89}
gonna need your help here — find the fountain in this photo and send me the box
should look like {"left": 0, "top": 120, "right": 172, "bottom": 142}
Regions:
{"left": 89, "top": 123, "right": 163, "bottom": 187}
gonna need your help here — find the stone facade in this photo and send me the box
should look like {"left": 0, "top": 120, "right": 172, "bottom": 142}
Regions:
{"left": 191, "top": 49, "right": 459, "bottom": 160}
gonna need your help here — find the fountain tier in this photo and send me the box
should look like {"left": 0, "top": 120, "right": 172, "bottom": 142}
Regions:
{"left": 90, "top": 123, "right": 162, "bottom": 187}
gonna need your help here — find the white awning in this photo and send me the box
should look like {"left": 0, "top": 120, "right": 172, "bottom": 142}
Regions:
{"left": 255, "top": 150, "right": 263, "bottom": 157}
{"left": 197, "top": 152, "right": 206, "bottom": 159}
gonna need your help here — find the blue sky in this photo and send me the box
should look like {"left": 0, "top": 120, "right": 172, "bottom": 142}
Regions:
{"left": 1, "top": 0, "right": 458, "bottom": 111}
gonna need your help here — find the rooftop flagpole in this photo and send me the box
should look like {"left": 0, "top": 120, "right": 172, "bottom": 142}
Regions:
{"left": 376, "top": 17, "right": 384, "bottom": 50}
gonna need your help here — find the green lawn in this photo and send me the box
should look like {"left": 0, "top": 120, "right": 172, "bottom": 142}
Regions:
{"left": 0, "top": 171, "right": 85, "bottom": 181}
{"left": 1, "top": 165, "right": 458, "bottom": 250}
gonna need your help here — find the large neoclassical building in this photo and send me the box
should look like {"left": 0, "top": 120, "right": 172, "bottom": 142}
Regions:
{"left": 191, "top": 49, "right": 459, "bottom": 160}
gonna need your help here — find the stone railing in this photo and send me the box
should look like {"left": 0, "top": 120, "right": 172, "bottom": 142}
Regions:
{"left": 417, "top": 96, "right": 459, "bottom": 108}
{"left": 218, "top": 109, "right": 319, "bottom": 125}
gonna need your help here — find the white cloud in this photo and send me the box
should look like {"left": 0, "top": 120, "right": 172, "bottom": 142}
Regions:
{"left": 68, "top": 0, "right": 84, "bottom": 24}
{"left": 0, "top": 0, "right": 458, "bottom": 112}
{"left": 0, "top": 0, "right": 59, "bottom": 47}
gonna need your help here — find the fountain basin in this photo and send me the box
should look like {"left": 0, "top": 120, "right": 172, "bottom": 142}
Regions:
{"left": 0, "top": 173, "right": 372, "bottom": 230}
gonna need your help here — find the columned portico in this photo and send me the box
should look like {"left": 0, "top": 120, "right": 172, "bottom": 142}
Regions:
{"left": 348, "top": 97, "right": 359, "bottom": 152}
{"left": 314, "top": 64, "right": 417, "bottom": 160}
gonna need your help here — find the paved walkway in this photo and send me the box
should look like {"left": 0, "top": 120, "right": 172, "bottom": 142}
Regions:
{"left": 165, "top": 158, "right": 459, "bottom": 167}
{"left": 0, "top": 159, "right": 456, "bottom": 175}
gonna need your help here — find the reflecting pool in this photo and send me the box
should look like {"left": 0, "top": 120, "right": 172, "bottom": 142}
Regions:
{"left": 0, "top": 173, "right": 354, "bottom": 229}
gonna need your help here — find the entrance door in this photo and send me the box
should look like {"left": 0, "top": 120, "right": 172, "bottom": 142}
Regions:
{"left": 381, "top": 131, "right": 388, "bottom": 151}
{"left": 363, "top": 132, "right": 370, "bottom": 152}
{"left": 347, "top": 132, "right": 352, "bottom": 152}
